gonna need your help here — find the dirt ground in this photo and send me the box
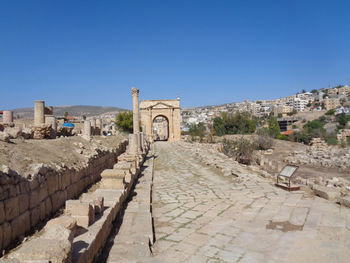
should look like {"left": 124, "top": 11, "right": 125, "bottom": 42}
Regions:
{"left": 215, "top": 134, "right": 350, "bottom": 182}
{"left": 0, "top": 134, "right": 126, "bottom": 175}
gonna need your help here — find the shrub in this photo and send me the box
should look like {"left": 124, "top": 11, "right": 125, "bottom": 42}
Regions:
{"left": 325, "top": 109, "right": 335, "bottom": 115}
{"left": 221, "top": 137, "right": 255, "bottom": 165}
{"left": 189, "top": 122, "right": 206, "bottom": 141}
{"left": 267, "top": 116, "right": 281, "bottom": 138}
{"left": 254, "top": 129, "right": 274, "bottom": 150}
{"left": 326, "top": 138, "right": 338, "bottom": 145}
{"left": 276, "top": 134, "right": 288, "bottom": 140}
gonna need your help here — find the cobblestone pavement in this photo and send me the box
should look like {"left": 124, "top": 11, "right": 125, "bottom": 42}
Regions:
{"left": 151, "top": 142, "right": 350, "bottom": 263}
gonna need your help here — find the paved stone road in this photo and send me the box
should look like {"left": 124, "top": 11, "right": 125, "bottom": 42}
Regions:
{"left": 151, "top": 142, "right": 350, "bottom": 263}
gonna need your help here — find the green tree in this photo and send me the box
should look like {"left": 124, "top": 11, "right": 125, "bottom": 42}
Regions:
{"left": 82, "top": 115, "right": 87, "bottom": 120}
{"left": 189, "top": 122, "right": 206, "bottom": 141}
{"left": 336, "top": 113, "right": 350, "bottom": 130}
{"left": 64, "top": 112, "right": 69, "bottom": 119}
{"left": 311, "top": 89, "right": 318, "bottom": 94}
{"left": 267, "top": 116, "right": 281, "bottom": 138}
{"left": 213, "top": 117, "right": 226, "bottom": 136}
{"left": 115, "top": 111, "right": 133, "bottom": 133}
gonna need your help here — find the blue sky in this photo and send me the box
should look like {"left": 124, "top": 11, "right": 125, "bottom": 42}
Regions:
{"left": 1, "top": 0, "right": 350, "bottom": 110}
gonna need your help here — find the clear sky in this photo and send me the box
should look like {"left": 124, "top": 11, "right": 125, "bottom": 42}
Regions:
{"left": 1, "top": 0, "right": 350, "bottom": 110}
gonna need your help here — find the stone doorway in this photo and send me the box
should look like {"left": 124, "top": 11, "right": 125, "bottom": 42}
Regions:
{"left": 152, "top": 115, "right": 169, "bottom": 141}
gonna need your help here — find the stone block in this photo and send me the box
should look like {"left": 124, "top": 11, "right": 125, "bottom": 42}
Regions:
{"left": 0, "top": 201, "right": 5, "bottom": 224}
{"left": 313, "top": 185, "right": 340, "bottom": 201}
{"left": 31, "top": 205, "right": 41, "bottom": 228}
{"left": 4, "top": 196, "right": 20, "bottom": 221}
{"left": 62, "top": 173, "right": 71, "bottom": 190}
{"left": 29, "top": 188, "right": 40, "bottom": 209}
{"left": 47, "top": 174, "right": 58, "bottom": 195}
{"left": 11, "top": 211, "right": 30, "bottom": 240}
{"left": 45, "top": 197, "right": 52, "bottom": 216}
{"left": 100, "top": 178, "right": 125, "bottom": 190}
{"left": 8, "top": 227, "right": 72, "bottom": 263}
{"left": 65, "top": 200, "right": 94, "bottom": 228}
{"left": 81, "top": 194, "right": 104, "bottom": 214}
{"left": 45, "top": 215, "right": 77, "bottom": 238}
{"left": 18, "top": 194, "right": 29, "bottom": 214}
{"left": 43, "top": 223, "right": 74, "bottom": 243}
{"left": 339, "top": 196, "right": 350, "bottom": 208}
{"left": 2, "top": 222, "right": 12, "bottom": 248}
{"left": 101, "top": 169, "right": 125, "bottom": 178}
{"left": 51, "top": 190, "right": 67, "bottom": 212}
{"left": 40, "top": 200, "right": 46, "bottom": 220}
{"left": 0, "top": 223, "right": 2, "bottom": 251}
{"left": 39, "top": 182, "right": 49, "bottom": 202}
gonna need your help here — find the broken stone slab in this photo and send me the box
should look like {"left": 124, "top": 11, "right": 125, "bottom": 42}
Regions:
{"left": 81, "top": 193, "right": 104, "bottom": 214}
{"left": 313, "top": 185, "right": 340, "bottom": 201}
{"left": 339, "top": 196, "right": 350, "bottom": 208}
{"left": 45, "top": 215, "right": 77, "bottom": 237}
{"left": 0, "top": 131, "right": 11, "bottom": 142}
{"left": 4, "top": 127, "right": 22, "bottom": 139}
{"left": 65, "top": 200, "right": 95, "bottom": 228}
{"left": 8, "top": 224, "right": 72, "bottom": 263}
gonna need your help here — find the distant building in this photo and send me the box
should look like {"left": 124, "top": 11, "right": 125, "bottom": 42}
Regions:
{"left": 291, "top": 98, "right": 308, "bottom": 112}
{"left": 324, "top": 98, "right": 341, "bottom": 110}
{"left": 273, "top": 105, "right": 292, "bottom": 116}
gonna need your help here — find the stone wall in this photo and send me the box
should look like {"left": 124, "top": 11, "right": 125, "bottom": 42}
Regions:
{"left": 0, "top": 139, "right": 127, "bottom": 254}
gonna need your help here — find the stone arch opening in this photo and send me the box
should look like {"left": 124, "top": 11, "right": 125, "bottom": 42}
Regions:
{"left": 152, "top": 115, "right": 169, "bottom": 141}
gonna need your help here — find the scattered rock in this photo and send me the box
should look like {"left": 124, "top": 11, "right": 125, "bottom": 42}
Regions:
{"left": 0, "top": 131, "right": 11, "bottom": 142}
{"left": 313, "top": 185, "right": 340, "bottom": 201}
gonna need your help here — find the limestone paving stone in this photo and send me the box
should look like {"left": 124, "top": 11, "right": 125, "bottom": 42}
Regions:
{"left": 147, "top": 142, "right": 350, "bottom": 263}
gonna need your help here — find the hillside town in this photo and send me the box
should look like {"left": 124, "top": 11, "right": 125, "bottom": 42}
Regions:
{"left": 182, "top": 85, "right": 350, "bottom": 127}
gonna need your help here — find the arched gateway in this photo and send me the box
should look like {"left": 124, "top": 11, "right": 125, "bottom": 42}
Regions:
{"left": 140, "top": 99, "right": 181, "bottom": 142}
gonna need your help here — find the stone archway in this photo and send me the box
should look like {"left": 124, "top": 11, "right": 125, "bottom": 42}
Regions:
{"left": 140, "top": 99, "right": 181, "bottom": 142}
{"left": 152, "top": 115, "right": 169, "bottom": 141}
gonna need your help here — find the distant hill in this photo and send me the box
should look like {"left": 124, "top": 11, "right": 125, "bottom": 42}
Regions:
{"left": 13, "top": 105, "right": 128, "bottom": 119}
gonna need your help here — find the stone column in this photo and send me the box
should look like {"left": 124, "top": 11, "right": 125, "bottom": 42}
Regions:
{"left": 45, "top": 115, "right": 57, "bottom": 138}
{"left": 90, "top": 119, "right": 96, "bottom": 135}
{"left": 83, "top": 120, "right": 91, "bottom": 139}
{"left": 128, "top": 134, "right": 138, "bottom": 155}
{"left": 96, "top": 119, "right": 102, "bottom": 135}
{"left": 3, "top": 111, "right": 13, "bottom": 124}
{"left": 131, "top": 87, "right": 140, "bottom": 152}
{"left": 34, "top": 100, "right": 45, "bottom": 126}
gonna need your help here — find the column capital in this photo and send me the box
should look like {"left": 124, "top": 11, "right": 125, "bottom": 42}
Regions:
{"left": 131, "top": 87, "right": 139, "bottom": 96}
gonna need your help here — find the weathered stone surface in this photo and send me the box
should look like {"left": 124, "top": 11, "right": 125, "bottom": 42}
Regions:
{"left": 4, "top": 196, "right": 20, "bottom": 221}
{"left": 101, "top": 169, "right": 125, "bottom": 178}
{"left": 4, "top": 127, "right": 22, "bottom": 139}
{"left": 313, "top": 185, "right": 340, "bottom": 201}
{"left": 0, "top": 201, "right": 5, "bottom": 224}
{"left": 81, "top": 194, "right": 104, "bottom": 214}
{"left": 18, "top": 194, "right": 29, "bottom": 214}
{"left": 65, "top": 200, "right": 94, "bottom": 228}
{"left": 9, "top": 226, "right": 72, "bottom": 263}
{"left": 2, "top": 222, "right": 12, "bottom": 248}
{"left": 45, "top": 215, "right": 77, "bottom": 237}
{"left": 339, "top": 196, "right": 350, "bottom": 208}
{"left": 0, "top": 131, "right": 11, "bottom": 142}
{"left": 43, "top": 223, "right": 74, "bottom": 243}
{"left": 11, "top": 211, "right": 30, "bottom": 240}
{"left": 30, "top": 205, "right": 41, "bottom": 228}
{"left": 100, "top": 178, "right": 125, "bottom": 189}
